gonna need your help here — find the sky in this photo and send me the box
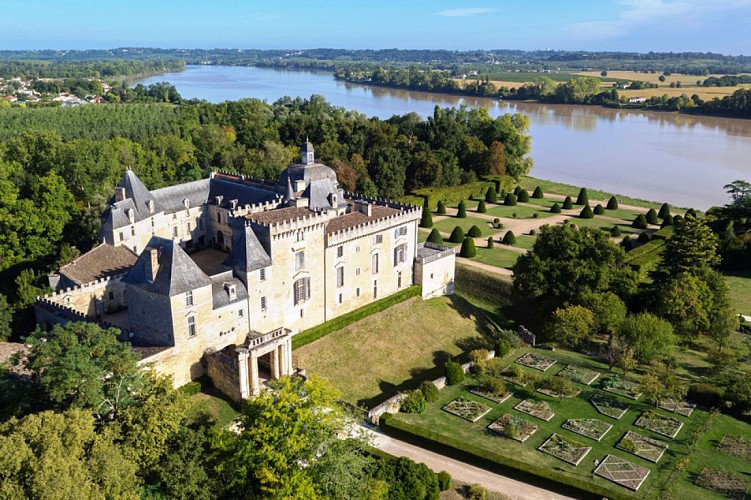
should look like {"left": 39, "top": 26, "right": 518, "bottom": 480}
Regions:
{"left": 2, "top": 0, "right": 750, "bottom": 55}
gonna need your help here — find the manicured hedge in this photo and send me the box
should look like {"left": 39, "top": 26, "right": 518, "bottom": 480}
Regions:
{"left": 457, "top": 200, "right": 467, "bottom": 218}
{"left": 437, "top": 200, "right": 447, "bottom": 215}
{"left": 532, "top": 186, "right": 544, "bottom": 198}
{"left": 449, "top": 226, "right": 465, "bottom": 243}
{"left": 593, "top": 204, "right": 605, "bottom": 215}
{"left": 467, "top": 225, "right": 482, "bottom": 237}
{"left": 460, "top": 237, "right": 477, "bottom": 258}
{"left": 420, "top": 199, "right": 433, "bottom": 228}
{"left": 477, "top": 200, "right": 487, "bottom": 213}
{"left": 487, "top": 236, "right": 494, "bottom": 248}
{"left": 427, "top": 228, "right": 444, "bottom": 244}
{"left": 485, "top": 186, "right": 498, "bottom": 203}
{"left": 610, "top": 226, "right": 621, "bottom": 237}
{"left": 562, "top": 196, "right": 574, "bottom": 210}
{"left": 504, "top": 193, "right": 517, "bottom": 206}
{"left": 550, "top": 203, "right": 561, "bottom": 214}
{"left": 646, "top": 208, "right": 659, "bottom": 225}
{"left": 517, "top": 189, "right": 530, "bottom": 203}
{"left": 607, "top": 196, "right": 618, "bottom": 210}
{"left": 413, "top": 180, "right": 507, "bottom": 210}
{"left": 658, "top": 202, "right": 671, "bottom": 219}
{"left": 632, "top": 214, "right": 648, "bottom": 229}
{"left": 502, "top": 231, "right": 516, "bottom": 245}
{"left": 579, "top": 205, "right": 594, "bottom": 219}
{"left": 293, "top": 286, "right": 421, "bottom": 349}
{"left": 576, "top": 187, "right": 589, "bottom": 205}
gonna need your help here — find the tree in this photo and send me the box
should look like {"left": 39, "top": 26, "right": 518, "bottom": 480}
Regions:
{"left": 659, "top": 215, "right": 719, "bottom": 275}
{"left": 457, "top": 200, "right": 467, "bottom": 218}
{"left": 449, "top": 226, "right": 465, "bottom": 243}
{"left": 607, "top": 196, "right": 619, "bottom": 210}
{"left": 548, "top": 305, "right": 595, "bottom": 349}
{"left": 460, "top": 237, "right": 477, "bottom": 258}
{"left": 502, "top": 230, "right": 516, "bottom": 245}
{"left": 708, "top": 306, "right": 739, "bottom": 355}
{"left": 485, "top": 186, "right": 498, "bottom": 203}
{"left": 0, "top": 293, "right": 12, "bottom": 342}
{"left": 24, "top": 322, "right": 143, "bottom": 419}
{"left": 617, "top": 312, "right": 676, "bottom": 362}
{"left": 659, "top": 75, "right": 666, "bottom": 83}
{"left": 639, "top": 374, "right": 665, "bottom": 406}
{"left": 580, "top": 290, "right": 626, "bottom": 333}
{"left": 576, "top": 188, "right": 588, "bottom": 205}
{"left": 427, "top": 228, "right": 444, "bottom": 244}
{"left": 419, "top": 198, "right": 433, "bottom": 228}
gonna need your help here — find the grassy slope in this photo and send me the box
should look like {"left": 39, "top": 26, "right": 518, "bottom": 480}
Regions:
{"left": 725, "top": 273, "right": 751, "bottom": 314}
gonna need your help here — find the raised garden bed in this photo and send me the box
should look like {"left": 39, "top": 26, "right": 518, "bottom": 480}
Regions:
{"left": 616, "top": 431, "right": 668, "bottom": 463}
{"left": 657, "top": 398, "right": 696, "bottom": 417}
{"left": 594, "top": 454, "right": 651, "bottom": 491}
{"left": 488, "top": 413, "right": 539, "bottom": 443}
{"left": 470, "top": 387, "right": 513, "bottom": 404}
{"left": 601, "top": 376, "right": 642, "bottom": 400}
{"left": 497, "top": 366, "right": 534, "bottom": 388}
{"left": 516, "top": 352, "right": 557, "bottom": 371}
{"left": 591, "top": 394, "right": 630, "bottom": 420}
{"left": 442, "top": 398, "right": 491, "bottom": 423}
{"left": 561, "top": 418, "right": 613, "bottom": 442}
{"left": 556, "top": 364, "right": 601, "bottom": 385}
{"left": 634, "top": 410, "right": 683, "bottom": 439}
{"left": 514, "top": 398, "right": 555, "bottom": 421}
{"left": 538, "top": 433, "right": 591, "bottom": 466}
{"left": 695, "top": 466, "right": 750, "bottom": 500}
{"left": 537, "top": 386, "right": 580, "bottom": 399}
{"left": 717, "top": 435, "right": 751, "bottom": 462}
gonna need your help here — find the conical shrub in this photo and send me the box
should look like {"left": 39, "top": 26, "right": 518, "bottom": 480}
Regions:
{"left": 487, "top": 236, "right": 494, "bottom": 248}
{"left": 646, "top": 208, "right": 658, "bottom": 225}
{"left": 576, "top": 188, "right": 589, "bottom": 205}
{"left": 457, "top": 200, "right": 467, "bottom": 218}
{"left": 593, "top": 204, "right": 605, "bottom": 215}
{"left": 504, "top": 193, "right": 517, "bottom": 206}
{"left": 427, "top": 228, "right": 443, "bottom": 244}
{"left": 637, "top": 231, "right": 651, "bottom": 244}
{"left": 467, "top": 225, "right": 482, "bottom": 237}
{"left": 449, "top": 226, "right": 465, "bottom": 243}
{"left": 459, "top": 237, "right": 476, "bottom": 258}
{"left": 622, "top": 235, "right": 633, "bottom": 250}
{"left": 658, "top": 202, "right": 671, "bottom": 219}
{"left": 607, "top": 196, "right": 619, "bottom": 210}
{"left": 685, "top": 208, "right": 697, "bottom": 219}
{"left": 610, "top": 226, "right": 621, "bottom": 237}
{"left": 632, "top": 214, "right": 648, "bottom": 229}
{"left": 661, "top": 214, "right": 674, "bottom": 228}
{"left": 517, "top": 189, "right": 530, "bottom": 203}
{"left": 562, "top": 196, "right": 573, "bottom": 209}
{"left": 437, "top": 200, "right": 446, "bottom": 215}
{"left": 477, "top": 200, "right": 487, "bottom": 213}
{"left": 420, "top": 199, "right": 433, "bottom": 228}
{"left": 550, "top": 203, "right": 562, "bottom": 213}
{"left": 502, "top": 230, "right": 516, "bottom": 245}
{"left": 580, "top": 205, "right": 594, "bottom": 219}
{"left": 485, "top": 186, "right": 498, "bottom": 203}
{"left": 532, "top": 186, "right": 544, "bottom": 198}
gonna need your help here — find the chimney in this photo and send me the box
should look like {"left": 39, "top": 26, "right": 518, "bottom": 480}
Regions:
{"left": 145, "top": 247, "right": 159, "bottom": 282}
{"left": 355, "top": 199, "right": 372, "bottom": 217}
{"left": 115, "top": 187, "right": 126, "bottom": 202}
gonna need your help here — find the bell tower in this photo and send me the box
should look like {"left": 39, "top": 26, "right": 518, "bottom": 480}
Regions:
{"left": 301, "top": 140, "right": 315, "bottom": 165}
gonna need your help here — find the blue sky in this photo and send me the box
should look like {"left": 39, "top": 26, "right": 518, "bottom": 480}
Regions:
{"left": 3, "top": 1, "right": 750, "bottom": 54}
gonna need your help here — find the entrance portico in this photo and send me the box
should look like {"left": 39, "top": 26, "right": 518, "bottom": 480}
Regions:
{"left": 237, "top": 327, "right": 293, "bottom": 398}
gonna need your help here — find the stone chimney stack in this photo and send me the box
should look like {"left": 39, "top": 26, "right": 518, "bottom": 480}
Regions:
{"left": 145, "top": 247, "right": 159, "bottom": 282}
{"left": 115, "top": 187, "right": 126, "bottom": 202}
{"left": 355, "top": 199, "right": 372, "bottom": 217}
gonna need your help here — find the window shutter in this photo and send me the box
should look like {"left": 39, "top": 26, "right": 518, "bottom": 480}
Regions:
{"left": 305, "top": 277, "right": 311, "bottom": 299}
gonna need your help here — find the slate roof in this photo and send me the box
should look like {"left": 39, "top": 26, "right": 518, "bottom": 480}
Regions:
{"left": 122, "top": 237, "right": 212, "bottom": 296}
{"left": 277, "top": 163, "right": 347, "bottom": 211}
{"left": 225, "top": 219, "right": 272, "bottom": 272}
{"left": 58, "top": 244, "right": 137, "bottom": 285}
{"left": 208, "top": 178, "right": 278, "bottom": 209}
{"left": 150, "top": 178, "right": 210, "bottom": 214}
{"left": 211, "top": 276, "right": 249, "bottom": 309}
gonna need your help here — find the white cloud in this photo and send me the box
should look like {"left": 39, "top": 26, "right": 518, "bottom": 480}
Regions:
{"left": 435, "top": 7, "right": 496, "bottom": 17}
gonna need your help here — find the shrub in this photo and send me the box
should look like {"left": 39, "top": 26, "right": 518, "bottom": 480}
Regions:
{"left": 563, "top": 219, "right": 569, "bottom": 224}
{"left": 610, "top": 226, "right": 621, "bottom": 237}
{"left": 540, "top": 376, "right": 577, "bottom": 397}
{"left": 427, "top": 228, "right": 444, "bottom": 244}
{"left": 673, "top": 214, "right": 683, "bottom": 225}
{"left": 607, "top": 196, "right": 619, "bottom": 210}
{"left": 437, "top": 200, "right": 447, "bottom": 215}
{"left": 496, "top": 338, "right": 512, "bottom": 357}
{"left": 576, "top": 187, "right": 589, "bottom": 205}
{"left": 532, "top": 186, "right": 544, "bottom": 198}
{"left": 179, "top": 381, "right": 202, "bottom": 396}
{"left": 658, "top": 202, "right": 671, "bottom": 219}
{"left": 529, "top": 229, "right": 536, "bottom": 236}
{"left": 460, "top": 237, "right": 477, "bottom": 258}
{"left": 562, "top": 196, "right": 574, "bottom": 209}
{"left": 420, "top": 200, "right": 433, "bottom": 228}
{"left": 457, "top": 200, "right": 467, "bottom": 218}
{"left": 468, "top": 194, "right": 474, "bottom": 201}
{"left": 620, "top": 439, "right": 638, "bottom": 453}
{"left": 646, "top": 208, "right": 659, "bottom": 224}
{"left": 513, "top": 186, "right": 522, "bottom": 196}
{"left": 420, "top": 381, "right": 440, "bottom": 403}
{"left": 493, "top": 217, "right": 500, "bottom": 224}
{"left": 469, "top": 348, "right": 490, "bottom": 364}
{"left": 661, "top": 214, "right": 674, "bottom": 228}
{"left": 632, "top": 214, "right": 648, "bottom": 229}
{"left": 637, "top": 231, "right": 651, "bottom": 244}
{"left": 487, "top": 236, "right": 494, "bottom": 248}
{"left": 437, "top": 471, "right": 452, "bottom": 492}
{"left": 688, "top": 383, "right": 724, "bottom": 408}
{"left": 467, "top": 225, "right": 482, "bottom": 237}
{"left": 550, "top": 203, "right": 562, "bottom": 213}
{"left": 502, "top": 231, "right": 516, "bottom": 245}
{"left": 449, "top": 226, "right": 465, "bottom": 243}
{"left": 512, "top": 212, "right": 517, "bottom": 218}
{"left": 517, "top": 189, "right": 530, "bottom": 203}
{"left": 593, "top": 204, "right": 605, "bottom": 215}
{"left": 485, "top": 186, "right": 497, "bottom": 203}
{"left": 685, "top": 208, "right": 697, "bottom": 218}
{"left": 445, "top": 361, "right": 465, "bottom": 385}
{"left": 504, "top": 193, "right": 517, "bottom": 206}
{"left": 467, "top": 483, "right": 487, "bottom": 500}
{"left": 579, "top": 205, "right": 594, "bottom": 219}
{"left": 479, "top": 378, "right": 507, "bottom": 397}
{"left": 400, "top": 390, "right": 427, "bottom": 414}
{"left": 477, "top": 200, "right": 487, "bottom": 213}
{"left": 622, "top": 235, "right": 634, "bottom": 250}
{"left": 532, "top": 212, "right": 539, "bottom": 219}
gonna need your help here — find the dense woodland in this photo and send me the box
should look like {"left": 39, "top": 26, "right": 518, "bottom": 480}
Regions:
{"left": 0, "top": 58, "right": 184, "bottom": 79}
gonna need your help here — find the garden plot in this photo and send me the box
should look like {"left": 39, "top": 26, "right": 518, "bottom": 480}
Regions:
{"left": 616, "top": 431, "right": 668, "bottom": 463}
{"left": 538, "top": 433, "right": 591, "bottom": 466}
{"left": 601, "top": 376, "right": 642, "bottom": 400}
{"left": 556, "top": 364, "right": 601, "bottom": 385}
{"left": 591, "top": 394, "right": 630, "bottom": 420}
{"left": 488, "top": 413, "right": 539, "bottom": 443}
{"left": 561, "top": 418, "right": 613, "bottom": 442}
{"left": 515, "top": 352, "right": 557, "bottom": 371}
{"left": 514, "top": 399, "right": 555, "bottom": 421}
{"left": 695, "top": 466, "right": 750, "bottom": 500}
{"left": 470, "top": 386, "right": 513, "bottom": 404}
{"left": 497, "top": 366, "right": 534, "bottom": 387}
{"left": 442, "top": 398, "right": 491, "bottom": 423}
{"left": 657, "top": 398, "right": 696, "bottom": 417}
{"left": 717, "top": 435, "right": 751, "bottom": 462}
{"left": 634, "top": 411, "right": 683, "bottom": 439}
{"left": 594, "top": 454, "right": 651, "bottom": 491}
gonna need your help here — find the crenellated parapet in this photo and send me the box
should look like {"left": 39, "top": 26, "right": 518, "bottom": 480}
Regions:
{"left": 229, "top": 196, "right": 284, "bottom": 218}
{"left": 344, "top": 192, "right": 421, "bottom": 210}
{"left": 35, "top": 297, "right": 123, "bottom": 333}
{"left": 42, "top": 274, "right": 126, "bottom": 304}
{"left": 327, "top": 205, "right": 421, "bottom": 246}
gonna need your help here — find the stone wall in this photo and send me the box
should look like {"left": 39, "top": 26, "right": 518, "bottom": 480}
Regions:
{"left": 205, "top": 348, "right": 242, "bottom": 403}
{"left": 42, "top": 275, "right": 127, "bottom": 317}
{"left": 414, "top": 244, "right": 456, "bottom": 300}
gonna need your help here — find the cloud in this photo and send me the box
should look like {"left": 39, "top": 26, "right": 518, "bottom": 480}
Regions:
{"left": 435, "top": 7, "right": 496, "bottom": 17}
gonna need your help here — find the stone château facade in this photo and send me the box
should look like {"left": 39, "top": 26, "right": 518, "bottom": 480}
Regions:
{"left": 36, "top": 142, "right": 455, "bottom": 400}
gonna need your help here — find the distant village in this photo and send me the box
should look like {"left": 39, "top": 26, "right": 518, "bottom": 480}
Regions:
{"left": 0, "top": 77, "right": 112, "bottom": 106}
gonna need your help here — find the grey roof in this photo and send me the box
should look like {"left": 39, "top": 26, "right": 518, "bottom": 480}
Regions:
{"left": 122, "top": 237, "right": 212, "bottom": 296}
{"left": 277, "top": 163, "right": 347, "bottom": 211}
{"left": 225, "top": 219, "right": 272, "bottom": 272}
{"left": 150, "top": 178, "right": 210, "bottom": 214}
{"left": 208, "top": 178, "right": 278, "bottom": 208}
{"left": 211, "top": 276, "right": 249, "bottom": 309}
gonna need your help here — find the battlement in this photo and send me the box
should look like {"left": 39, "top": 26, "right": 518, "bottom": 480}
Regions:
{"left": 42, "top": 273, "right": 126, "bottom": 303}
{"left": 344, "top": 192, "right": 420, "bottom": 211}
{"left": 327, "top": 206, "right": 422, "bottom": 245}
{"left": 229, "top": 196, "right": 284, "bottom": 218}
{"left": 35, "top": 297, "right": 122, "bottom": 333}
{"left": 416, "top": 242, "right": 456, "bottom": 265}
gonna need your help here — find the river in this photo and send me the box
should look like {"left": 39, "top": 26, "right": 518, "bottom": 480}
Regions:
{"left": 136, "top": 65, "right": 751, "bottom": 209}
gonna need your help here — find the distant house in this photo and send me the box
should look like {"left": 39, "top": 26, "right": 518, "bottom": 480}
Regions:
{"left": 628, "top": 97, "right": 647, "bottom": 104}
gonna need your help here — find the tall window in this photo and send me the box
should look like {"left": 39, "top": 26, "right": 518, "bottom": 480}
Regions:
{"left": 393, "top": 243, "right": 407, "bottom": 266}
{"left": 295, "top": 251, "right": 305, "bottom": 271}
{"left": 260, "top": 268, "right": 266, "bottom": 281}
{"left": 185, "top": 290, "right": 193, "bottom": 306}
{"left": 296, "top": 231, "right": 304, "bottom": 242}
{"left": 187, "top": 316, "right": 197, "bottom": 337}
{"left": 260, "top": 296, "right": 267, "bottom": 310}
{"left": 373, "top": 280, "right": 378, "bottom": 299}
{"left": 374, "top": 234, "right": 383, "bottom": 244}
{"left": 173, "top": 226, "right": 178, "bottom": 237}
{"left": 294, "top": 277, "right": 310, "bottom": 305}
{"left": 336, "top": 266, "right": 344, "bottom": 288}
{"left": 337, "top": 246, "right": 343, "bottom": 258}
{"left": 131, "top": 226, "right": 135, "bottom": 237}
{"left": 372, "top": 253, "right": 379, "bottom": 274}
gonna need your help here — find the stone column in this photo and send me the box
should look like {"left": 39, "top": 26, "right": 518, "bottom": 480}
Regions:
{"left": 271, "top": 347, "right": 280, "bottom": 379}
{"left": 249, "top": 351, "right": 260, "bottom": 395}
{"left": 237, "top": 348, "right": 250, "bottom": 399}
{"left": 285, "top": 339, "right": 294, "bottom": 375}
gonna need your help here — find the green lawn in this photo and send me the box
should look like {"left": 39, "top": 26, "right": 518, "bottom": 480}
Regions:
{"left": 485, "top": 204, "right": 554, "bottom": 219}
{"left": 187, "top": 382, "right": 241, "bottom": 428}
{"left": 725, "top": 273, "right": 751, "bottom": 314}
{"left": 433, "top": 216, "right": 496, "bottom": 237}
{"left": 448, "top": 199, "right": 480, "bottom": 210}
{"left": 471, "top": 246, "right": 520, "bottom": 269}
{"left": 566, "top": 216, "right": 643, "bottom": 235}
{"left": 510, "top": 234, "right": 537, "bottom": 250}
{"left": 390, "top": 347, "right": 714, "bottom": 499}
{"left": 522, "top": 197, "right": 560, "bottom": 209}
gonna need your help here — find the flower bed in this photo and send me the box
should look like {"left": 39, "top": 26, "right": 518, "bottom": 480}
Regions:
{"left": 516, "top": 352, "right": 557, "bottom": 371}
{"left": 601, "top": 376, "right": 642, "bottom": 400}
{"left": 488, "top": 413, "right": 539, "bottom": 443}
{"left": 591, "top": 394, "right": 630, "bottom": 420}
{"left": 556, "top": 364, "right": 601, "bottom": 385}
{"left": 538, "top": 433, "right": 591, "bottom": 466}
{"left": 442, "top": 398, "right": 491, "bottom": 423}
{"left": 634, "top": 410, "right": 683, "bottom": 439}
{"left": 616, "top": 431, "right": 668, "bottom": 463}
{"left": 717, "top": 435, "right": 751, "bottom": 462}
{"left": 594, "top": 454, "right": 651, "bottom": 491}
{"left": 695, "top": 466, "right": 750, "bottom": 500}
{"left": 514, "top": 398, "right": 555, "bottom": 421}
{"left": 561, "top": 418, "right": 613, "bottom": 442}
{"left": 657, "top": 398, "right": 696, "bottom": 417}
{"left": 470, "top": 387, "right": 513, "bottom": 404}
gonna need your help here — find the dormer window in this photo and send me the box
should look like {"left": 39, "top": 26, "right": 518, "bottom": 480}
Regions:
{"left": 329, "top": 193, "right": 338, "bottom": 207}
{"left": 183, "top": 198, "right": 190, "bottom": 209}
{"left": 147, "top": 200, "right": 155, "bottom": 214}
{"left": 126, "top": 208, "right": 134, "bottom": 223}
{"left": 225, "top": 283, "right": 237, "bottom": 301}
{"left": 230, "top": 199, "right": 238, "bottom": 210}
